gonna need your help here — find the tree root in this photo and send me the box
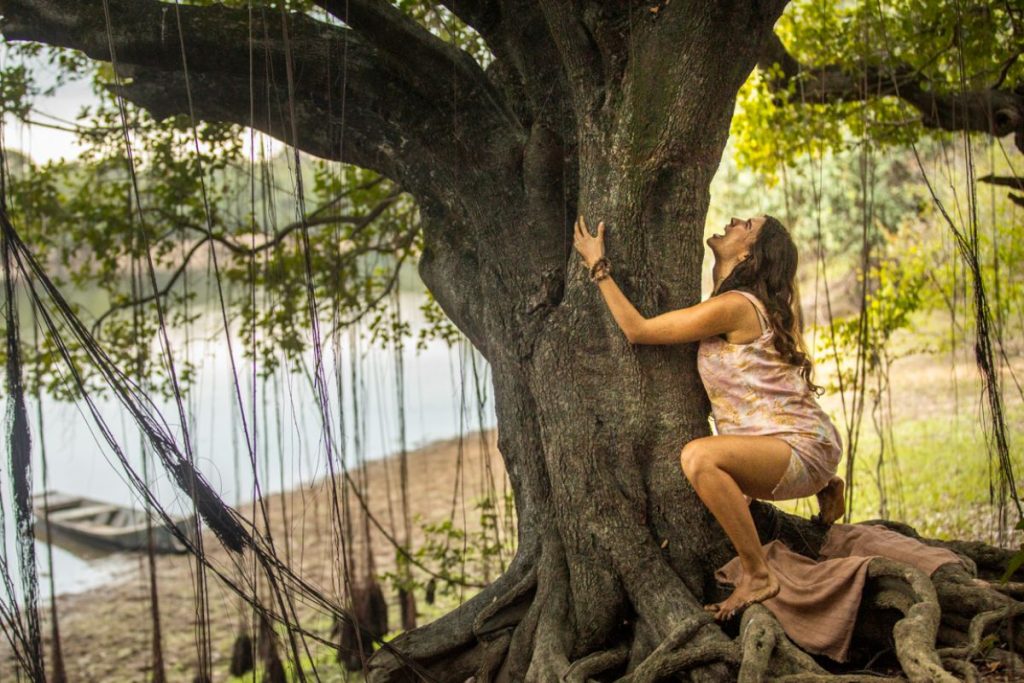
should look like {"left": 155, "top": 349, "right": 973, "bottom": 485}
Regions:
{"left": 865, "top": 559, "right": 956, "bottom": 682}
{"left": 940, "top": 657, "right": 978, "bottom": 682}
{"left": 366, "top": 511, "right": 1024, "bottom": 683}
{"left": 472, "top": 564, "right": 538, "bottom": 640}
{"left": 770, "top": 676, "right": 904, "bottom": 682}
{"left": 613, "top": 614, "right": 720, "bottom": 683}
{"left": 937, "top": 603, "right": 1024, "bottom": 660}
{"left": 513, "top": 531, "right": 575, "bottom": 682}
{"left": 616, "top": 642, "right": 740, "bottom": 683}
{"left": 860, "top": 519, "right": 1022, "bottom": 581}
{"left": 989, "top": 581, "right": 1024, "bottom": 599}
{"left": 561, "top": 645, "right": 628, "bottom": 683}
{"left": 738, "top": 607, "right": 777, "bottom": 683}
{"left": 471, "top": 631, "right": 512, "bottom": 683}
{"left": 366, "top": 542, "right": 537, "bottom": 682}
{"left": 737, "top": 605, "right": 829, "bottom": 682}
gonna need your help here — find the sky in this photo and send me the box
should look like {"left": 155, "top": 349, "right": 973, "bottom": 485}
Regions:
{"left": 2, "top": 52, "right": 287, "bottom": 164}
{"left": 2, "top": 57, "right": 98, "bottom": 164}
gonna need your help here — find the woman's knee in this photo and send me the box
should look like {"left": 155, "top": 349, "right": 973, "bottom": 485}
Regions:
{"left": 680, "top": 440, "right": 716, "bottom": 483}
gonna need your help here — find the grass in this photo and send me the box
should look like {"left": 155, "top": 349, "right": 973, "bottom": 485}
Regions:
{"left": 776, "top": 367, "right": 1024, "bottom": 544}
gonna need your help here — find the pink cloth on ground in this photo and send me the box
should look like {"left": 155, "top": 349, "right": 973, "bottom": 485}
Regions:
{"left": 715, "top": 526, "right": 967, "bottom": 662}
{"left": 696, "top": 290, "right": 842, "bottom": 499}
{"left": 820, "top": 523, "right": 969, "bottom": 576}
{"left": 716, "top": 540, "right": 873, "bottom": 662}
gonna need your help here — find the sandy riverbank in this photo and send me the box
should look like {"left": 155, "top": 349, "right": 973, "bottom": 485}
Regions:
{"left": 2, "top": 429, "right": 505, "bottom": 682}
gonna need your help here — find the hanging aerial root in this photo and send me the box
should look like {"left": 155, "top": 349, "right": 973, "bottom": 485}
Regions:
{"left": 229, "top": 629, "right": 254, "bottom": 676}
{"left": 865, "top": 559, "right": 956, "bottom": 683}
{"left": 399, "top": 587, "right": 418, "bottom": 632}
{"left": 736, "top": 605, "right": 829, "bottom": 682}
{"left": 258, "top": 613, "right": 286, "bottom": 683}
{"left": 337, "top": 579, "right": 389, "bottom": 672}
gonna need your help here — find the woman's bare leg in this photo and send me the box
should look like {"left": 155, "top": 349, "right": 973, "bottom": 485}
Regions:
{"left": 680, "top": 435, "right": 793, "bottom": 619}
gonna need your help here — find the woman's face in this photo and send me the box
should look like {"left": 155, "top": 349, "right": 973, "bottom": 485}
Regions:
{"left": 707, "top": 215, "right": 766, "bottom": 262}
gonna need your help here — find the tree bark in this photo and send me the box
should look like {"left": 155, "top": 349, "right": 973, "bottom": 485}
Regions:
{"left": 2, "top": 1, "right": 1018, "bottom": 681}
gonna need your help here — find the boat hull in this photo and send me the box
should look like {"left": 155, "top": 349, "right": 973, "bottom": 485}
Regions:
{"left": 32, "top": 492, "right": 195, "bottom": 557}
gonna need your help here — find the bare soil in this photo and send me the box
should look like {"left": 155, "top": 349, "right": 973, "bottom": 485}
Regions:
{"left": 1, "top": 430, "right": 505, "bottom": 682}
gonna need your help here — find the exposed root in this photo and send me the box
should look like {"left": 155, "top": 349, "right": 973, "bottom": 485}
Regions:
{"left": 989, "top": 646, "right": 1024, "bottom": 671}
{"left": 466, "top": 564, "right": 536, "bottom": 682}
{"left": 524, "top": 534, "right": 573, "bottom": 682}
{"left": 937, "top": 625, "right": 968, "bottom": 647}
{"left": 737, "top": 605, "right": 828, "bottom": 681}
{"left": 615, "top": 641, "right": 740, "bottom": 683}
{"left": 940, "top": 657, "right": 979, "bottom": 682}
{"left": 866, "top": 559, "right": 956, "bottom": 683}
{"left": 738, "top": 607, "right": 777, "bottom": 683}
{"left": 471, "top": 631, "right": 512, "bottom": 683}
{"left": 771, "top": 676, "right": 904, "bottom": 682}
{"left": 937, "top": 603, "right": 1024, "bottom": 660}
{"left": 500, "top": 569, "right": 548, "bottom": 683}
{"left": 932, "top": 564, "right": 1024, "bottom": 655}
{"left": 933, "top": 565, "right": 1015, "bottom": 615}
{"left": 366, "top": 543, "right": 537, "bottom": 682}
{"left": 472, "top": 564, "right": 537, "bottom": 640}
{"left": 561, "top": 645, "right": 628, "bottom": 683}
{"left": 615, "top": 614, "right": 716, "bottom": 683}
{"left": 989, "top": 581, "right": 1024, "bottom": 599}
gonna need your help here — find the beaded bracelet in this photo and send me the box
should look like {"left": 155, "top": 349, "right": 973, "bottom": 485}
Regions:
{"left": 589, "top": 257, "right": 612, "bottom": 283}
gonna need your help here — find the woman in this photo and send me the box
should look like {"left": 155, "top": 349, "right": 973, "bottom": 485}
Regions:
{"left": 573, "top": 213, "right": 844, "bottom": 620}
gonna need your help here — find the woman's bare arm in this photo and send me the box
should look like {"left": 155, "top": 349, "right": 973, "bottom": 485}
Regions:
{"left": 627, "top": 294, "right": 748, "bottom": 345}
{"left": 573, "top": 215, "right": 748, "bottom": 345}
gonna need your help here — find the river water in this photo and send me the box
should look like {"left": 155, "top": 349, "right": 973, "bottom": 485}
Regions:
{"left": 1, "top": 289, "right": 496, "bottom": 597}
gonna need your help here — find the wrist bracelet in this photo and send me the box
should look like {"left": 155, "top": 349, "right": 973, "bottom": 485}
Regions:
{"left": 589, "top": 257, "right": 611, "bottom": 282}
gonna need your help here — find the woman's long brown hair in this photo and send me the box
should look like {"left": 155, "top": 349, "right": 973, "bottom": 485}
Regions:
{"left": 717, "top": 215, "right": 821, "bottom": 394}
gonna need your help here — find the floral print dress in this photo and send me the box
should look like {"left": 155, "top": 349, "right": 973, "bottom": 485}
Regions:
{"left": 696, "top": 290, "right": 842, "bottom": 500}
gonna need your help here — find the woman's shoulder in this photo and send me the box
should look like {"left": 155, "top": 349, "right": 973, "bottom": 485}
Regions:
{"left": 714, "top": 289, "right": 767, "bottom": 316}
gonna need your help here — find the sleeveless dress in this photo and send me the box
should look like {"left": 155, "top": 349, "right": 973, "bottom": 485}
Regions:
{"left": 696, "top": 290, "right": 842, "bottom": 500}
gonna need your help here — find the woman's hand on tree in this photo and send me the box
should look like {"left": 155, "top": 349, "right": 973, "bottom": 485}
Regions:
{"left": 573, "top": 214, "right": 605, "bottom": 268}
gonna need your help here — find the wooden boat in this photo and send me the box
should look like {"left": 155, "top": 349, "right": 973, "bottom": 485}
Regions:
{"left": 32, "top": 491, "right": 194, "bottom": 556}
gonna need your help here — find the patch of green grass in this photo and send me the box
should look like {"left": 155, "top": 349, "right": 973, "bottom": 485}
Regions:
{"left": 775, "top": 402, "right": 1024, "bottom": 542}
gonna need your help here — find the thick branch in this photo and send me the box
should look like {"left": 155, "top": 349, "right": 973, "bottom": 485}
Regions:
{"left": 0, "top": 0, "right": 514, "bottom": 186}
{"left": 314, "top": 0, "right": 503, "bottom": 107}
{"left": 759, "top": 32, "right": 1024, "bottom": 151}
{"left": 536, "top": 1, "right": 603, "bottom": 115}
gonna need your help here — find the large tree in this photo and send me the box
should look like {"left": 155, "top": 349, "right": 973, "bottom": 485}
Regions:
{"left": 1, "top": 1, "right": 1022, "bottom": 681}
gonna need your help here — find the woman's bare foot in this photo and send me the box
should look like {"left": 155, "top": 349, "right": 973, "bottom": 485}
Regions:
{"left": 814, "top": 476, "right": 845, "bottom": 525}
{"left": 703, "top": 569, "right": 780, "bottom": 621}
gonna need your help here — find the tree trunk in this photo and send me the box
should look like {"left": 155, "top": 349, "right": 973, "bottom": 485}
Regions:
{"left": 376, "top": 4, "right": 802, "bottom": 678}
{"left": 2, "top": 1, "right": 1020, "bottom": 681}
